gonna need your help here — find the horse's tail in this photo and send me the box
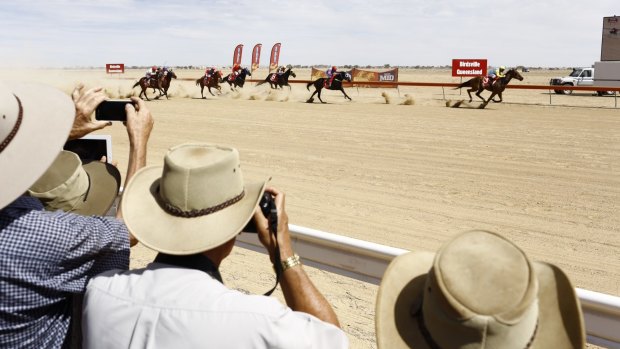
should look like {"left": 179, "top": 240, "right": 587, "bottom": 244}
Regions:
{"left": 307, "top": 81, "right": 314, "bottom": 91}
{"left": 454, "top": 79, "right": 473, "bottom": 90}
{"left": 255, "top": 79, "right": 266, "bottom": 87}
{"left": 196, "top": 78, "right": 202, "bottom": 86}
{"left": 132, "top": 79, "right": 142, "bottom": 89}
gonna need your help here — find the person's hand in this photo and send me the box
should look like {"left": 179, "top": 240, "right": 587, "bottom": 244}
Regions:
{"left": 254, "top": 187, "right": 294, "bottom": 263}
{"left": 69, "top": 84, "right": 111, "bottom": 140}
{"left": 124, "top": 97, "right": 153, "bottom": 146}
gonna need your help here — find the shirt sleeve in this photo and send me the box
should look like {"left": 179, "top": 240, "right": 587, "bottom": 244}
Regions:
{"left": 54, "top": 213, "right": 130, "bottom": 293}
{"left": 268, "top": 308, "right": 349, "bottom": 349}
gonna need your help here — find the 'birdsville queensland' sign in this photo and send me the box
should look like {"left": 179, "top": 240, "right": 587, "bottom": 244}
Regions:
{"left": 105, "top": 64, "right": 125, "bottom": 74}
{"left": 452, "top": 59, "right": 487, "bottom": 77}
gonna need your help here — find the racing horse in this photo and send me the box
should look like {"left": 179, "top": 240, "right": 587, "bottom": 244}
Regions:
{"left": 454, "top": 68, "right": 524, "bottom": 103}
{"left": 221, "top": 67, "right": 251, "bottom": 91}
{"left": 132, "top": 69, "right": 177, "bottom": 101}
{"left": 306, "top": 71, "right": 353, "bottom": 103}
{"left": 195, "top": 70, "right": 223, "bottom": 98}
{"left": 256, "top": 66, "right": 296, "bottom": 89}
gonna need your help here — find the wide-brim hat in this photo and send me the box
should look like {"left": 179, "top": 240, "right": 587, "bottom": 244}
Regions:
{"left": 121, "top": 143, "right": 267, "bottom": 255}
{"left": 28, "top": 150, "right": 121, "bottom": 216}
{"left": 0, "top": 82, "right": 75, "bottom": 209}
{"left": 376, "top": 230, "right": 585, "bottom": 349}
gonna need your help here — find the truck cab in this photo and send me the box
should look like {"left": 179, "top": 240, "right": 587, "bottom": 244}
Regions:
{"left": 549, "top": 68, "right": 594, "bottom": 94}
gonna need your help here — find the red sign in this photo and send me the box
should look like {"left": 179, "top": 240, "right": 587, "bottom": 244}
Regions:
{"left": 269, "top": 43, "right": 281, "bottom": 72}
{"left": 105, "top": 63, "right": 124, "bottom": 74}
{"left": 232, "top": 44, "right": 243, "bottom": 66}
{"left": 451, "top": 59, "right": 487, "bottom": 77}
{"left": 251, "top": 44, "right": 262, "bottom": 72}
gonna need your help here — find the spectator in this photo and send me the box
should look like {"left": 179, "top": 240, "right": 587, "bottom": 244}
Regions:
{"left": 375, "top": 230, "right": 585, "bottom": 349}
{"left": 0, "top": 82, "right": 153, "bottom": 348}
{"left": 82, "top": 143, "right": 349, "bottom": 349}
{"left": 28, "top": 150, "right": 121, "bottom": 215}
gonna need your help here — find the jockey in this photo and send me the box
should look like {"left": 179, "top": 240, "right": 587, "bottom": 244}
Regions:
{"left": 232, "top": 64, "right": 242, "bottom": 78}
{"left": 325, "top": 66, "right": 337, "bottom": 88}
{"left": 488, "top": 66, "right": 506, "bottom": 83}
{"left": 146, "top": 65, "right": 157, "bottom": 79}
{"left": 277, "top": 66, "right": 286, "bottom": 75}
{"left": 204, "top": 66, "right": 216, "bottom": 83}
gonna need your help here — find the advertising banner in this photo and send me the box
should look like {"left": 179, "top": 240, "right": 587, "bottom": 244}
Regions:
{"left": 602, "top": 16, "right": 620, "bottom": 61}
{"left": 451, "top": 59, "right": 487, "bottom": 77}
{"left": 105, "top": 63, "right": 124, "bottom": 73}
{"left": 269, "top": 43, "right": 281, "bottom": 72}
{"left": 233, "top": 44, "right": 243, "bottom": 66}
{"left": 251, "top": 44, "right": 262, "bottom": 72}
{"left": 311, "top": 67, "right": 398, "bottom": 87}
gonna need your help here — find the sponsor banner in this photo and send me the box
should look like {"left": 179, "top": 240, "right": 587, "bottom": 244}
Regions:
{"left": 451, "top": 59, "right": 487, "bottom": 77}
{"left": 233, "top": 44, "right": 243, "bottom": 66}
{"left": 269, "top": 43, "right": 281, "bottom": 72}
{"left": 251, "top": 43, "right": 262, "bottom": 72}
{"left": 105, "top": 63, "right": 124, "bottom": 73}
{"left": 602, "top": 16, "right": 620, "bottom": 61}
{"left": 311, "top": 67, "right": 398, "bottom": 87}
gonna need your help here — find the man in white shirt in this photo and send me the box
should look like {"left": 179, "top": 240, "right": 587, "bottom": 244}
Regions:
{"left": 82, "top": 143, "right": 348, "bottom": 349}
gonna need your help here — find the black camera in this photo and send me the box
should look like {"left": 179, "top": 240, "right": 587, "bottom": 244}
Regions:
{"left": 242, "top": 192, "right": 276, "bottom": 233}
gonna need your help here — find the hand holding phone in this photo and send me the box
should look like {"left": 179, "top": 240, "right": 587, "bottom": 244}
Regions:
{"left": 95, "top": 100, "right": 133, "bottom": 121}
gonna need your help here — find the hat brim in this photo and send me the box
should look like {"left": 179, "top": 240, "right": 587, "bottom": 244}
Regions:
{"left": 74, "top": 161, "right": 121, "bottom": 216}
{"left": 0, "top": 82, "right": 74, "bottom": 209}
{"left": 375, "top": 252, "right": 585, "bottom": 349}
{"left": 121, "top": 165, "right": 266, "bottom": 255}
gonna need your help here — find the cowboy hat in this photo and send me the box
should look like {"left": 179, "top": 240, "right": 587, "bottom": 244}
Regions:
{"left": 0, "top": 81, "right": 75, "bottom": 209}
{"left": 121, "top": 143, "right": 267, "bottom": 255}
{"left": 28, "top": 150, "right": 121, "bottom": 216}
{"left": 376, "top": 230, "right": 585, "bottom": 349}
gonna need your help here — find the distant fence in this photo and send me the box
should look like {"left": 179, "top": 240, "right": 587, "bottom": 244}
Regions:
{"left": 237, "top": 225, "right": 620, "bottom": 348}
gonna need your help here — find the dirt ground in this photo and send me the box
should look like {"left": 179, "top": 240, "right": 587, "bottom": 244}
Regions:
{"left": 4, "top": 68, "right": 618, "bottom": 348}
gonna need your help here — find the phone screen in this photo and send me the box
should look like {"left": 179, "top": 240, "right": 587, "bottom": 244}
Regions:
{"left": 64, "top": 138, "right": 110, "bottom": 162}
{"left": 95, "top": 100, "right": 131, "bottom": 121}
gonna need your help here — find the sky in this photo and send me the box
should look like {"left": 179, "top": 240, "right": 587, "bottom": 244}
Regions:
{"left": 0, "top": 0, "right": 617, "bottom": 68}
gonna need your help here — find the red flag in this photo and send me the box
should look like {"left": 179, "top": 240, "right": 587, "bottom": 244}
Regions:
{"left": 269, "top": 43, "right": 281, "bottom": 73}
{"left": 233, "top": 44, "right": 243, "bottom": 66}
{"left": 251, "top": 44, "right": 262, "bottom": 72}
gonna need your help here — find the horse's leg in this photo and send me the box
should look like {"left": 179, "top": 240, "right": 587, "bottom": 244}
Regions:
{"left": 201, "top": 85, "right": 205, "bottom": 99}
{"left": 486, "top": 92, "right": 497, "bottom": 103}
{"left": 318, "top": 88, "right": 325, "bottom": 104}
{"left": 475, "top": 87, "right": 485, "bottom": 102}
{"left": 493, "top": 92, "right": 503, "bottom": 103}
{"left": 209, "top": 87, "right": 215, "bottom": 96}
{"left": 340, "top": 88, "right": 352, "bottom": 101}
{"left": 466, "top": 88, "right": 474, "bottom": 102}
{"left": 307, "top": 87, "right": 319, "bottom": 103}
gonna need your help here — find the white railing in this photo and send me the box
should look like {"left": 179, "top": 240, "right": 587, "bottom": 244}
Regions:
{"left": 237, "top": 224, "right": 620, "bottom": 348}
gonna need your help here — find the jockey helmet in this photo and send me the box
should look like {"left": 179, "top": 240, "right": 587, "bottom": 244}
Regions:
{"left": 163, "top": 66, "right": 168, "bottom": 71}
{"left": 234, "top": 64, "right": 240, "bottom": 69}
{"left": 499, "top": 65, "right": 506, "bottom": 71}
{"left": 151, "top": 65, "right": 157, "bottom": 70}
{"left": 332, "top": 66, "right": 337, "bottom": 71}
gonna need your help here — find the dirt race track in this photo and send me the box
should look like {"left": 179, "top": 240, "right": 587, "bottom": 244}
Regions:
{"left": 4, "top": 68, "right": 619, "bottom": 348}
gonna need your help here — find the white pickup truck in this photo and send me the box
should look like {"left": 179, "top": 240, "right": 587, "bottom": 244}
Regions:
{"left": 549, "top": 68, "right": 612, "bottom": 96}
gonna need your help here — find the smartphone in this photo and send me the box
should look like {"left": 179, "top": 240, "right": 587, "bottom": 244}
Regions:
{"left": 95, "top": 100, "right": 132, "bottom": 121}
{"left": 64, "top": 135, "right": 113, "bottom": 162}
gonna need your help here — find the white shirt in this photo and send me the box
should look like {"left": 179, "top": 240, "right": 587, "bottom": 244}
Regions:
{"left": 82, "top": 263, "right": 348, "bottom": 349}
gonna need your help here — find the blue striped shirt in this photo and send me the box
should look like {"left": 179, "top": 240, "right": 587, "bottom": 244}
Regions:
{"left": 0, "top": 196, "right": 129, "bottom": 348}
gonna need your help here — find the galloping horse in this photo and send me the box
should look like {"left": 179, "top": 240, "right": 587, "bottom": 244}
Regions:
{"left": 221, "top": 67, "right": 251, "bottom": 91}
{"left": 195, "top": 71, "right": 223, "bottom": 98}
{"left": 306, "top": 71, "right": 353, "bottom": 103}
{"left": 256, "top": 67, "right": 296, "bottom": 89}
{"left": 454, "top": 68, "right": 524, "bottom": 103}
{"left": 132, "top": 69, "right": 177, "bottom": 101}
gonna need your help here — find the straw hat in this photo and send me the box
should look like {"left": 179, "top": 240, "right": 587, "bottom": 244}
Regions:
{"left": 28, "top": 150, "right": 121, "bottom": 216}
{"left": 121, "top": 143, "right": 266, "bottom": 255}
{"left": 0, "top": 81, "right": 74, "bottom": 209}
{"left": 376, "top": 230, "right": 585, "bottom": 349}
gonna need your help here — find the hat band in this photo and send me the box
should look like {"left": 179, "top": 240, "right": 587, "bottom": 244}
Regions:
{"left": 415, "top": 299, "right": 539, "bottom": 349}
{"left": 0, "top": 94, "right": 23, "bottom": 153}
{"left": 162, "top": 189, "right": 245, "bottom": 218}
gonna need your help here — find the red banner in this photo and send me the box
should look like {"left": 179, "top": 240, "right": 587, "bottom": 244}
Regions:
{"left": 269, "top": 43, "right": 281, "bottom": 72}
{"left": 105, "top": 63, "right": 124, "bottom": 74}
{"left": 251, "top": 44, "right": 262, "bottom": 72}
{"left": 233, "top": 44, "right": 243, "bottom": 66}
{"left": 451, "top": 59, "right": 487, "bottom": 77}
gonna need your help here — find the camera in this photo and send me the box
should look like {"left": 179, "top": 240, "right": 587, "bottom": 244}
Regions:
{"left": 242, "top": 192, "right": 276, "bottom": 233}
{"left": 95, "top": 100, "right": 133, "bottom": 121}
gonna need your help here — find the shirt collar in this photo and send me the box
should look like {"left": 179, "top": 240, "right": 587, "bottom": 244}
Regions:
{"left": 2, "top": 195, "right": 44, "bottom": 211}
{"left": 154, "top": 253, "right": 223, "bottom": 283}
